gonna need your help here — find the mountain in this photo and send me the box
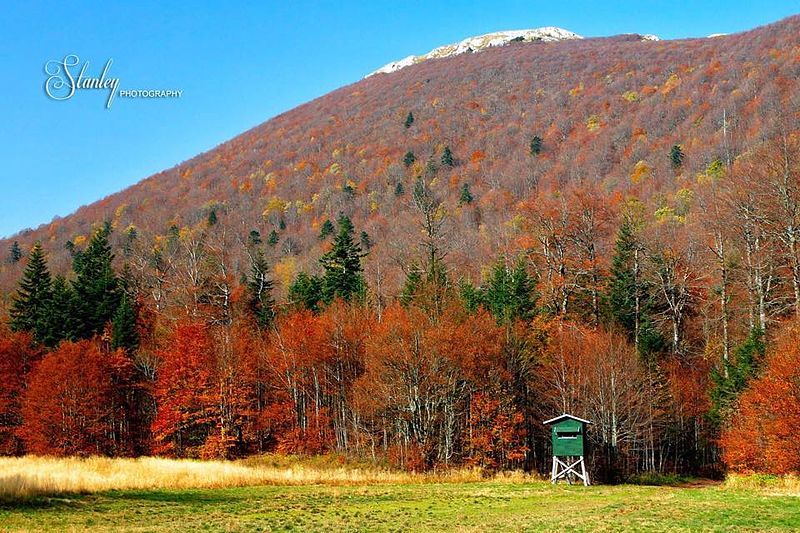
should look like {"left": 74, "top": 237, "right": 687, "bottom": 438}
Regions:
{"left": 2, "top": 15, "right": 799, "bottom": 299}
{"left": 367, "top": 27, "right": 583, "bottom": 76}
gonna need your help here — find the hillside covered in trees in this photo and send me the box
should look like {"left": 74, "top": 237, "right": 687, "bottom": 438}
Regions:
{"left": 1, "top": 15, "right": 800, "bottom": 480}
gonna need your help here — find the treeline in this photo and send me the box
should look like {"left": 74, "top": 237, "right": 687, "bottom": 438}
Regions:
{"left": 3, "top": 133, "right": 800, "bottom": 479}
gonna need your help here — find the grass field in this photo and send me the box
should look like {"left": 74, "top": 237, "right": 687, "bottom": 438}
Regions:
{"left": 3, "top": 479, "right": 800, "bottom": 531}
{"left": 2, "top": 457, "right": 799, "bottom": 532}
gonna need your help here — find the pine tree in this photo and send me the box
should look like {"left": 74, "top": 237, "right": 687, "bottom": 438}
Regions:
{"left": 9, "top": 241, "right": 22, "bottom": 263}
{"left": 41, "top": 276, "right": 79, "bottom": 347}
{"left": 267, "top": 229, "right": 279, "bottom": 246}
{"left": 360, "top": 230, "right": 372, "bottom": 251}
{"left": 709, "top": 327, "right": 765, "bottom": 428}
{"left": 123, "top": 226, "right": 138, "bottom": 256}
{"left": 404, "top": 111, "right": 414, "bottom": 129}
{"left": 319, "top": 219, "right": 335, "bottom": 240}
{"left": 394, "top": 182, "right": 405, "bottom": 196}
{"left": 530, "top": 135, "right": 543, "bottom": 156}
{"left": 319, "top": 215, "right": 367, "bottom": 304}
{"left": 670, "top": 144, "right": 685, "bottom": 170}
{"left": 608, "top": 216, "right": 663, "bottom": 359}
{"left": 507, "top": 260, "right": 539, "bottom": 322}
{"left": 403, "top": 151, "right": 416, "bottom": 168}
{"left": 72, "top": 228, "right": 121, "bottom": 338}
{"left": 609, "top": 219, "right": 638, "bottom": 333}
{"left": 207, "top": 210, "right": 218, "bottom": 226}
{"left": 441, "top": 146, "right": 454, "bottom": 167}
{"left": 248, "top": 230, "right": 262, "bottom": 246}
{"left": 482, "top": 258, "right": 538, "bottom": 324}
{"left": 425, "top": 158, "right": 437, "bottom": 178}
{"left": 288, "top": 272, "right": 323, "bottom": 312}
{"left": 459, "top": 183, "right": 474, "bottom": 205}
{"left": 9, "top": 242, "right": 52, "bottom": 342}
{"left": 111, "top": 293, "right": 139, "bottom": 353}
{"left": 247, "top": 249, "right": 276, "bottom": 328}
{"left": 279, "top": 219, "right": 287, "bottom": 231}
{"left": 400, "top": 262, "right": 423, "bottom": 307}
{"left": 459, "top": 279, "right": 483, "bottom": 313}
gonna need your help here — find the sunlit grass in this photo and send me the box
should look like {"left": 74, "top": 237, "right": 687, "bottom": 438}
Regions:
{"left": 0, "top": 455, "right": 538, "bottom": 500}
{"left": 724, "top": 473, "right": 800, "bottom": 495}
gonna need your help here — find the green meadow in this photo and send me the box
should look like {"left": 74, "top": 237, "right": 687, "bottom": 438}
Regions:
{"left": 3, "top": 479, "right": 799, "bottom": 532}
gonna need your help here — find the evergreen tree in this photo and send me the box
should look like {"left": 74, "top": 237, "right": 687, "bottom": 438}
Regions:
{"left": 394, "top": 182, "right": 405, "bottom": 196}
{"left": 267, "top": 229, "right": 280, "bottom": 246}
{"left": 609, "top": 219, "right": 638, "bottom": 333}
{"left": 207, "top": 210, "right": 218, "bottom": 226}
{"left": 459, "top": 279, "right": 483, "bottom": 313}
{"left": 248, "top": 229, "right": 262, "bottom": 246}
{"left": 441, "top": 146, "right": 454, "bottom": 167}
{"left": 9, "top": 241, "right": 22, "bottom": 263}
{"left": 288, "top": 272, "right": 323, "bottom": 312}
{"left": 530, "top": 135, "right": 543, "bottom": 156}
{"left": 72, "top": 228, "right": 121, "bottom": 338}
{"left": 360, "top": 230, "right": 372, "bottom": 251}
{"left": 247, "top": 249, "right": 276, "bottom": 328}
{"left": 459, "top": 183, "right": 474, "bottom": 205}
{"left": 41, "top": 275, "right": 80, "bottom": 347}
{"left": 670, "top": 144, "right": 685, "bottom": 170}
{"left": 403, "top": 151, "right": 416, "bottom": 168}
{"left": 111, "top": 293, "right": 139, "bottom": 353}
{"left": 279, "top": 219, "right": 287, "bottom": 230}
{"left": 608, "top": 216, "right": 663, "bottom": 359}
{"left": 483, "top": 259, "right": 538, "bottom": 324}
{"left": 404, "top": 111, "right": 414, "bottom": 129}
{"left": 319, "top": 219, "right": 335, "bottom": 240}
{"left": 166, "top": 224, "right": 180, "bottom": 251}
{"left": 123, "top": 226, "right": 138, "bottom": 256}
{"left": 425, "top": 158, "right": 437, "bottom": 178}
{"left": 464, "top": 258, "right": 538, "bottom": 324}
{"left": 9, "top": 242, "right": 52, "bottom": 342}
{"left": 320, "top": 215, "right": 367, "bottom": 304}
{"left": 400, "top": 262, "right": 423, "bottom": 307}
{"left": 709, "top": 328, "right": 765, "bottom": 428}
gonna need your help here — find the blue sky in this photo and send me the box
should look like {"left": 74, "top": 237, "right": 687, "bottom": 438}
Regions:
{"left": 2, "top": 1, "right": 798, "bottom": 238}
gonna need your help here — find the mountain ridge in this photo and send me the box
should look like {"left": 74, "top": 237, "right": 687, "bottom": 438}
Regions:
{"left": 1, "top": 15, "right": 799, "bottom": 298}
{"left": 366, "top": 27, "right": 583, "bottom": 76}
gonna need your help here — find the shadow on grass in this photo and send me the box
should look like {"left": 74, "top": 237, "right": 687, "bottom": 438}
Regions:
{"left": 0, "top": 495, "right": 88, "bottom": 511}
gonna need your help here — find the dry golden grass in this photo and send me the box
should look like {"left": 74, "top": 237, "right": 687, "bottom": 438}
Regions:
{"left": 0, "top": 455, "right": 539, "bottom": 500}
{"left": 724, "top": 473, "right": 800, "bottom": 495}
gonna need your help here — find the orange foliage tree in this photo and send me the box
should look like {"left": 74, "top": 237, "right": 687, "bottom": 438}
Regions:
{"left": 151, "top": 322, "right": 216, "bottom": 457}
{"left": 268, "top": 308, "right": 334, "bottom": 454}
{"left": 721, "top": 321, "right": 800, "bottom": 474}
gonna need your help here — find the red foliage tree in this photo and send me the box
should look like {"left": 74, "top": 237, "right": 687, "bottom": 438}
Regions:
{"left": 0, "top": 328, "right": 39, "bottom": 455}
{"left": 19, "top": 340, "right": 132, "bottom": 456}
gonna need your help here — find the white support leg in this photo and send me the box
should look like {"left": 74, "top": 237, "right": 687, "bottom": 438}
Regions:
{"left": 552, "top": 456, "right": 590, "bottom": 486}
{"left": 580, "top": 456, "right": 590, "bottom": 486}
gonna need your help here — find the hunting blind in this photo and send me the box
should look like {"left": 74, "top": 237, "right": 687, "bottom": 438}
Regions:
{"left": 543, "top": 414, "right": 591, "bottom": 486}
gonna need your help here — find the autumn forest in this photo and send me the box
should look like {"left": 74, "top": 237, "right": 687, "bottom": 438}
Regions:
{"left": 2, "top": 15, "right": 800, "bottom": 482}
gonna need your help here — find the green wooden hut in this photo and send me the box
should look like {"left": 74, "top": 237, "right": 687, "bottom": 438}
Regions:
{"left": 543, "top": 414, "right": 591, "bottom": 486}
